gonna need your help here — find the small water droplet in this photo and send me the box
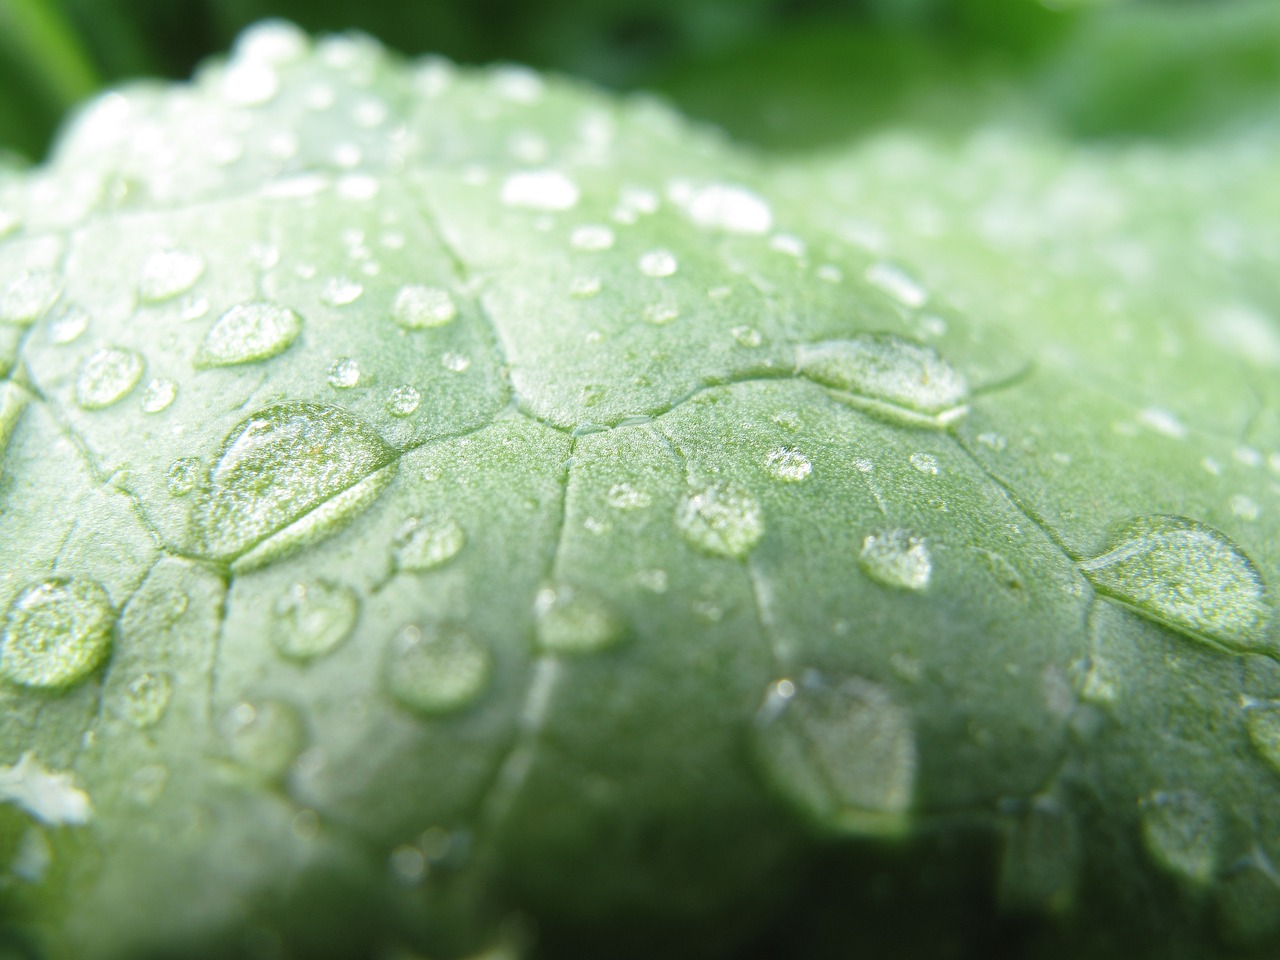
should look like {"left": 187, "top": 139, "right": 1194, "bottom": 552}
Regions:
{"left": 1139, "top": 790, "right": 1218, "bottom": 884}
{"left": 0, "top": 578, "right": 114, "bottom": 689}
{"left": 392, "top": 285, "right": 456, "bottom": 329}
{"left": 166, "top": 457, "right": 203, "bottom": 497}
{"left": 384, "top": 623, "right": 491, "bottom": 715}
{"left": 501, "top": 169, "right": 579, "bottom": 211}
{"left": 321, "top": 277, "right": 364, "bottom": 306}
{"left": 731, "top": 326, "right": 762, "bottom": 348}
{"left": 860, "top": 531, "right": 932, "bottom": 591}
{"left": 865, "top": 262, "right": 928, "bottom": 308}
{"left": 48, "top": 306, "right": 89, "bottom": 344}
{"left": 753, "top": 673, "right": 916, "bottom": 836}
{"left": 605, "top": 482, "right": 651, "bottom": 511}
{"left": 493, "top": 64, "right": 544, "bottom": 103}
{"left": 677, "top": 483, "right": 764, "bottom": 559}
{"left": 441, "top": 352, "right": 471, "bottom": 373}
{"left": 0, "top": 272, "right": 61, "bottom": 326}
{"left": 327, "top": 357, "right": 361, "bottom": 388}
{"left": 393, "top": 516, "right": 466, "bottom": 572}
{"left": 765, "top": 447, "right": 812, "bottom": 482}
{"left": 272, "top": 581, "right": 359, "bottom": 661}
{"left": 121, "top": 671, "right": 173, "bottom": 728}
{"left": 533, "top": 585, "right": 623, "bottom": 654}
{"left": 221, "top": 699, "right": 306, "bottom": 781}
{"left": 570, "top": 275, "right": 602, "bottom": 298}
{"left": 139, "top": 378, "right": 177, "bottom": 413}
{"left": 1231, "top": 495, "right": 1260, "bottom": 522}
{"left": 770, "top": 233, "right": 806, "bottom": 258}
{"left": 1079, "top": 515, "right": 1271, "bottom": 655}
{"left": 1138, "top": 407, "right": 1188, "bottom": 440}
{"left": 638, "top": 249, "right": 678, "bottom": 278}
{"left": 642, "top": 303, "right": 678, "bottom": 325}
{"left": 76, "top": 348, "right": 144, "bottom": 410}
{"left": 681, "top": 183, "right": 772, "bottom": 235}
{"left": 909, "top": 452, "right": 939, "bottom": 475}
{"left": 977, "top": 432, "right": 1007, "bottom": 452}
{"left": 139, "top": 249, "right": 205, "bottom": 302}
{"left": 817, "top": 264, "right": 843, "bottom": 284}
{"left": 570, "top": 225, "right": 615, "bottom": 251}
{"left": 198, "top": 301, "right": 302, "bottom": 367}
{"left": 386, "top": 385, "right": 421, "bottom": 417}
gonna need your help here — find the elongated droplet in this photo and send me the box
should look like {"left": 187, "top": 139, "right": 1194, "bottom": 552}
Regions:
{"left": 1, "top": 578, "right": 114, "bottom": 689}
{"left": 139, "top": 249, "right": 205, "bottom": 302}
{"left": 677, "top": 483, "right": 764, "bottom": 559}
{"left": 191, "top": 402, "right": 397, "bottom": 572}
{"left": 76, "top": 348, "right": 144, "bottom": 409}
{"left": 198, "top": 301, "right": 302, "bottom": 367}
{"left": 753, "top": 673, "right": 916, "bottom": 837}
{"left": 765, "top": 447, "right": 811, "bottom": 482}
{"left": 860, "top": 530, "right": 931, "bottom": 591}
{"left": 534, "top": 584, "right": 623, "bottom": 654}
{"left": 1079, "top": 516, "right": 1271, "bottom": 655}
{"left": 797, "top": 334, "right": 968, "bottom": 428}
{"left": 393, "top": 516, "right": 466, "bottom": 572}
{"left": 384, "top": 623, "right": 491, "bottom": 715}
{"left": 272, "top": 580, "right": 359, "bottom": 661}
{"left": 1139, "top": 790, "right": 1218, "bottom": 884}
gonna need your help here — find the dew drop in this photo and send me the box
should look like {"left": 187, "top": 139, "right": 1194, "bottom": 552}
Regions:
{"left": 48, "top": 306, "right": 89, "bottom": 344}
{"left": 0, "top": 578, "right": 114, "bottom": 689}
{"left": 1078, "top": 515, "right": 1271, "bottom": 655}
{"left": 166, "top": 457, "right": 203, "bottom": 497}
{"left": 642, "top": 303, "right": 679, "bottom": 325}
{"left": 272, "top": 580, "right": 359, "bottom": 661}
{"left": 681, "top": 183, "right": 773, "bottom": 235}
{"left": 140, "top": 378, "right": 177, "bottom": 413}
{"left": 570, "top": 225, "right": 615, "bottom": 251}
{"left": 797, "top": 334, "right": 968, "bottom": 427}
{"left": 221, "top": 700, "right": 306, "bottom": 781}
{"left": 1139, "top": 790, "right": 1218, "bottom": 884}
{"left": 191, "top": 402, "right": 397, "bottom": 572}
{"left": 909, "top": 452, "right": 939, "bottom": 475}
{"left": 753, "top": 673, "right": 916, "bottom": 836}
{"left": 76, "top": 348, "right": 144, "bottom": 410}
{"left": 327, "top": 357, "right": 360, "bottom": 388}
{"left": 1245, "top": 704, "right": 1280, "bottom": 775}
{"left": 0, "top": 272, "right": 61, "bottom": 326}
{"left": 441, "top": 352, "right": 471, "bottom": 373}
{"left": 677, "top": 483, "right": 764, "bottom": 559}
{"left": 393, "top": 516, "right": 466, "bottom": 572}
{"left": 392, "top": 285, "right": 456, "bottom": 329}
{"left": 121, "top": 672, "right": 173, "bottom": 728}
{"left": 605, "top": 482, "right": 651, "bottom": 511}
{"left": 865, "top": 262, "right": 928, "bottom": 308}
{"left": 570, "top": 275, "right": 602, "bottom": 298}
{"left": 501, "top": 169, "right": 579, "bottom": 211}
{"left": 139, "top": 249, "right": 205, "bottom": 302}
{"left": 765, "top": 447, "right": 812, "bottom": 482}
{"left": 638, "top": 249, "right": 678, "bottom": 278}
{"left": 386, "top": 385, "right": 421, "bottom": 417}
{"left": 860, "top": 531, "right": 932, "bottom": 591}
{"left": 321, "top": 277, "right": 364, "bottom": 306}
{"left": 198, "top": 301, "right": 302, "bottom": 367}
{"left": 533, "top": 584, "right": 623, "bottom": 654}
{"left": 384, "top": 623, "right": 491, "bottom": 715}
{"left": 731, "top": 326, "right": 762, "bottom": 348}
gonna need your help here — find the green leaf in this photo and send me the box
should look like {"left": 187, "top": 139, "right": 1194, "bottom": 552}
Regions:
{"left": 2, "top": 18, "right": 1280, "bottom": 960}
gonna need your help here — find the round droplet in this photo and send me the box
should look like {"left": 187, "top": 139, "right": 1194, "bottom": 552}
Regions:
{"left": 797, "top": 334, "right": 969, "bottom": 427}
{"left": 1, "top": 578, "right": 114, "bottom": 689}
{"left": 638, "top": 249, "right": 678, "bottom": 278}
{"left": 386, "top": 385, "right": 421, "bottom": 417}
{"left": 393, "top": 516, "right": 466, "bottom": 572}
{"left": 677, "top": 483, "right": 764, "bottom": 559}
{"left": 501, "top": 169, "right": 579, "bottom": 211}
{"left": 384, "top": 623, "right": 491, "bottom": 715}
{"left": 140, "top": 378, "right": 177, "bottom": 413}
{"left": 0, "top": 272, "right": 62, "bottom": 326}
{"left": 534, "top": 585, "right": 624, "bottom": 654}
{"left": 221, "top": 700, "right": 306, "bottom": 781}
{"left": 441, "top": 352, "right": 471, "bottom": 373}
{"left": 191, "top": 402, "right": 397, "bottom": 572}
{"left": 327, "top": 357, "right": 361, "bottom": 388}
{"left": 765, "top": 447, "right": 812, "bottom": 482}
{"left": 860, "top": 531, "right": 932, "bottom": 591}
{"left": 121, "top": 671, "right": 173, "bottom": 728}
{"left": 1079, "top": 516, "right": 1272, "bottom": 655}
{"left": 198, "top": 301, "right": 302, "bottom": 367}
{"left": 392, "top": 285, "right": 456, "bottom": 329}
{"left": 642, "top": 303, "right": 678, "bottom": 325}
{"left": 321, "top": 278, "right": 364, "bottom": 306}
{"left": 76, "top": 348, "right": 144, "bottom": 410}
{"left": 139, "top": 249, "right": 205, "bottom": 302}
{"left": 752, "top": 673, "right": 916, "bottom": 836}
{"left": 272, "top": 580, "right": 359, "bottom": 661}
{"left": 1139, "top": 790, "right": 1218, "bottom": 884}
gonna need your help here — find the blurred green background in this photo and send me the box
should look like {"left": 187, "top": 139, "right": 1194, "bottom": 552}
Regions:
{"left": 2, "top": 0, "right": 1280, "bottom": 162}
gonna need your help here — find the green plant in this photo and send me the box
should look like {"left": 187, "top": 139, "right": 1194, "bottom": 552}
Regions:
{"left": 2, "top": 6, "right": 1280, "bottom": 959}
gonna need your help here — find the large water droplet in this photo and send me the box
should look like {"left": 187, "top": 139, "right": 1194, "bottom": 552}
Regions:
{"left": 392, "top": 516, "right": 466, "bottom": 572}
{"left": 533, "top": 584, "right": 623, "bottom": 654}
{"left": 76, "top": 348, "right": 144, "bottom": 410}
{"left": 0, "top": 272, "right": 61, "bottom": 326}
{"left": 605, "top": 482, "right": 651, "bottom": 511}
{"left": 860, "top": 531, "right": 932, "bottom": 591}
{"left": 1079, "top": 516, "right": 1272, "bottom": 655}
{"left": 1, "top": 578, "right": 114, "bottom": 689}
{"left": 500, "top": 169, "right": 579, "bottom": 211}
{"left": 677, "top": 483, "right": 764, "bottom": 559}
{"left": 191, "top": 402, "right": 397, "bottom": 572}
{"left": 121, "top": 671, "right": 173, "bottom": 728}
{"left": 139, "top": 249, "right": 205, "bottom": 302}
{"left": 1139, "top": 790, "right": 1218, "bottom": 884}
{"left": 797, "top": 334, "right": 969, "bottom": 428}
{"left": 272, "top": 580, "right": 359, "bottom": 661}
{"left": 384, "top": 623, "right": 491, "bottom": 715}
{"left": 197, "top": 302, "right": 302, "bottom": 367}
{"left": 392, "top": 285, "right": 456, "bottom": 329}
{"left": 221, "top": 700, "right": 306, "bottom": 781}
{"left": 753, "top": 673, "right": 916, "bottom": 836}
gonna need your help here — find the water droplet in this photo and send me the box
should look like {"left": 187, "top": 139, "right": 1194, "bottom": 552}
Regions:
{"left": 605, "top": 482, "right": 651, "bottom": 511}
{"left": 272, "top": 581, "right": 359, "bottom": 661}
{"left": 393, "top": 516, "right": 466, "bottom": 572}
{"left": 1245, "top": 704, "right": 1280, "bottom": 774}
{"left": 570, "top": 225, "right": 615, "bottom": 251}
{"left": 493, "top": 64, "right": 544, "bottom": 103}
{"left": 139, "top": 378, "right": 177, "bottom": 413}
{"left": 321, "top": 278, "right": 364, "bottom": 306}
{"left": 192, "top": 402, "right": 397, "bottom": 572}
{"left": 441, "top": 352, "right": 471, "bottom": 373}
{"left": 166, "top": 457, "right": 203, "bottom": 497}
{"left": 1138, "top": 407, "right": 1187, "bottom": 440}
{"left": 865, "top": 262, "right": 928, "bottom": 308}
{"left": 642, "top": 303, "right": 678, "bottom": 325}
{"left": 731, "top": 326, "right": 762, "bottom": 348}
{"left": 1139, "top": 790, "right": 1218, "bottom": 884}
{"left": 139, "top": 249, "right": 205, "bottom": 302}
{"left": 198, "top": 301, "right": 302, "bottom": 367}
{"left": 76, "top": 348, "right": 144, "bottom": 410}
{"left": 0, "top": 272, "right": 61, "bottom": 326}
{"left": 797, "top": 334, "right": 969, "bottom": 428}
{"left": 386, "top": 385, "right": 421, "bottom": 417}
{"left": 501, "top": 169, "right": 579, "bottom": 211}
{"left": 860, "top": 531, "right": 932, "bottom": 591}
{"left": 121, "top": 671, "right": 172, "bottom": 728}
{"left": 753, "top": 673, "right": 916, "bottom": 836}
{"left": 384, "top": 623, "right": 491, "bottom": 715}
{"left": 48, "top": 306, "right": 89, "bottom": 344}
{"left": 638, "top": 249, "right": 678, "bottom": 278}
{"left": 765, "top": 447, "right": 812, "bottom": 482}
{"left": 677, "top": 483, "right": 764, "bottom": 559}
{"left": 680, "top": 182, "right": 773, "bottom": 235}
{"left": 770, "top": 233, "right": 806, "bottom": 258}
{"left": 0, "top": 578, "right": 114, "bottom": 689}
{"left": 392, "top": 285, "right": 456, "bottom": 329}
{"left": 222, "top": 61, "right": 279, "bottom": 106}
{"left": 533, "top": 585, "right": 623, "bottom": 654}
{"left": 327, "top": 357, "right": 360, "bottom": 388}
{"left": 570, "top": 275, "right": 602, "bottom": 298}
{"left": 1079, "top": 515, "right": 1271, "bottom": 655}
{"left": 221, "top": 700, "right": 306, "bottom": 781}
{"left": 909, "top": 452, "right": 939, "bottom": 475}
